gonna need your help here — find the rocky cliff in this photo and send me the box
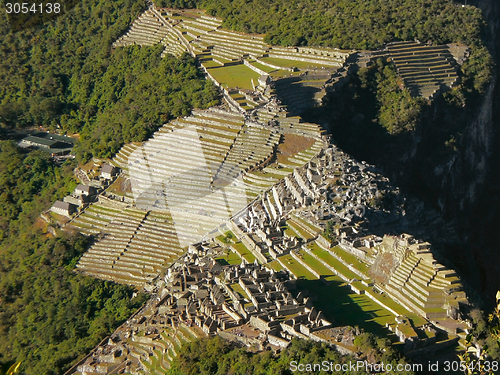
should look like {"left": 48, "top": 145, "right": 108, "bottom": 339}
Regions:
{"left": 397, "top": 0, "right": 500, "bottom": 304}
{"left": 452, "top": 0, "right": 500, "bottom": 304}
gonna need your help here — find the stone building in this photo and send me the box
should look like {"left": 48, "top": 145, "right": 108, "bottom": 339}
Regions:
{"left": 50, "top": 201, "right": 77, "bottom": 217}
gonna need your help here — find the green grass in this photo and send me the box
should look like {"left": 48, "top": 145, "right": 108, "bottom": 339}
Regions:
{"left": 87, "top": 204, "right": 122, "bottom": 214}
{"left": 298, "top": 250, "right": 334, "bottom": 276}
{"left": 310, "top": 247, "right": 360, "bottom": 280}
{"left": 287, "top": 219, "right": 316, "bottom": 241}
{"left": 281, "top": 224, "right": 298, "bottom": 239}
{"left": 293, "top": 216, "right": 321, "bottom": 234}
{"left": 251, "top": 60, "right": 278, "bottom": 73}
{"left": 195, "top": 116, "right": 244, "bottom": 127}
{"left": 207, "top": 63, "right": 261, "bottom": 90}
{"left": 266, "top": 260, "right": 284, "bottom": 272}
{"left": 331, "top": 246, "right": 370, "bottom": 274}
{"left": 232, "top": 242, "right": 256, "bottom": 263}
{"left": 295, "top": 276, "right": 397, "bottom": 339}
{"left": 201, "top": 60, "right": 223, "bottom": 68}
{"left": 307, "top": 241, "right": 324, "bottom": 253}
{"left": 230, "top": 283, "right": 250, "bottom": 300}
{"left": 215, "top": 250, "right": 241, "bottom": 265}
{"left": 279, "top": 254, "right": 316, "bottom": 280}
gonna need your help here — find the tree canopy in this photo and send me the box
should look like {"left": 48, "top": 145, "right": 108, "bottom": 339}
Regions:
{"left": 0, "top": 142, "right": 148, "bottom": 375}
{"left": 168, "top": 335, "right": 416, "bottom": 375}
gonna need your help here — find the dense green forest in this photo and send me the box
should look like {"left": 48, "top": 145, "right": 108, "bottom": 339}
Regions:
{"left": 0, "top": 142, "right": 148, "bottom": 374}
{"left": 0, "top": 0, "right": 219, "bottom": 160}
{"left": 357, "top": 60, "right": 426, "bottom": 135}
{"left": 73, "top": 47, "right": 218, "bottom": 160}
{"left": 167, "top": 335, "right": 416, "bottom": 375}
{"left": 0, "top": 0, "right": 492, "bottom": 149}
{"left": 161, "top": 0, "right": 483, "bottom": 49}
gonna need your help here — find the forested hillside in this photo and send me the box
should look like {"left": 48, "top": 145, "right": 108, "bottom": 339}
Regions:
{"left": 162, "top": 0, "right": 483, "bottom": 49}
{"left": 0, "top": 0, "right": 219, "bottom": 160}
{"left": 0, "top": 142, "right": 148, "bottom": 374}
{"left": 167, "top": 335, "right": 416, "bottom": 375}
{"left": 0, "top": 0, "right": 218, "bottom": 372}
{"left": 0, "top": 0, "right": 496, "bottom": 373}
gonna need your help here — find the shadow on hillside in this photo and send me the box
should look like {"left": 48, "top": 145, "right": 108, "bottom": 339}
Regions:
{"left": 274, "top": 76, "right": 323, "bottom": 117}
{"left": 294, "top": 277, "right": 397, "bottom": 340}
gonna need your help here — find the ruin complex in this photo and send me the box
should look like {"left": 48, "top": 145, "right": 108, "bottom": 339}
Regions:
{"left": 61, "top": 5, "right": 473, "bottom": 374}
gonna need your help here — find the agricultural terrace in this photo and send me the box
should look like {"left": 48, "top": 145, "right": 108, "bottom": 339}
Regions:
{"left": 208, "top": 64, "right": 261, "bottom": 91}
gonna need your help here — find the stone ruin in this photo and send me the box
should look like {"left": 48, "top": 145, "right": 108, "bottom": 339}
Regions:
{"left": 66, "top": 246, "right": 341, "bottom": 374}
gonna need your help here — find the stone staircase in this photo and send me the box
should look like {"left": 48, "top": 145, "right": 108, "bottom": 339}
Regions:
{"left": 384, "top": 253, "right": 465, "bottom": 320}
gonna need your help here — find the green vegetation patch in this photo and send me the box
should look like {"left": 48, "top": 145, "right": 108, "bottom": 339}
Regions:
{"left": 232, "top": 242, "right": 256, "bottom": 263}
{"left": 287, "top": 219, "right": 316, "bottom": 241}
{"left": 310, "top": 247, "right": 359, "bottom": 280}
{"left": 266, "top": 260, "right": 284, "bottom": 272}
{"left": 331, "top": 246, "right": 370, "bottom": 274}
{"left": 0, "top": 143, "right": 148, "bottom": 375}
{"left": 279, "top": 254, "right": 316, "bottom": 280}
{"left": 260, "top": 57, "right": 328, "bottom": 70}
{"left": 296, "top": 277, "right": 396, "bottom": 338}
{"left": 0, "top": 0, "right": 219, "bottom": 161}
{"left": 206, "top": 63, "right": 260, "bottom": 90}
{"left": 166, "top": 335, "right": 415, "bottom": 375}
{"left": 251, "top": 61, "right": 278, "bottom": 74}
{"left": 297, "top": 250, "right": 333, "bottom": 276}
{"left": 292, "top": 215, "right": 321, "bottom": 234}
{"left": 215, "top": 250, "right": 241, "bottom": 266}
{"left": 229, "top": 283, "right": 250, "bottom": 300}
{"left": 172, "top": 0, "right": 487, "bottom": 53}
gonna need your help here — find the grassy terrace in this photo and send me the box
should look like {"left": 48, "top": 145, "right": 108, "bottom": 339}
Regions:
{"left": 297, "top": 250, "right": 333, "bottom": 276}
{"left": 230, "top": 282, "right": 250, "bottom": 301}
{"left": 280, "top": 224, "right": 298, "bottom": 239}
{"left": 232, "top": 242, "right": 256, "bottom": 263}
{"left": 295, "top": 275, "right": 396, "bottom": 339}
{"left": 215, "top": 249, "right": 241, "bottom": 266}
{"left": 207, "top": 63, "right": 261, "bottom": 90}
{"left": 331, "top": 246, "right": 370, "bottom": 274}
{"left": 293, "top": 215, "right": 321, "bottom": 234}
{"left": 279, "top": 254, "right": 316, "bottom": 280}
{"left": 310, "top": 247, "right": 359, "bottom": 280}
{"left": 260, "top": 56, "right": 328, "bottom": 70}
{"left": 86, "top": 203, "right": 122, "bottom": 214}
{"left": 287, "top": 218, "right": 316, "bottom": 241}
{"left": 299, "top": 246, "right": 427, "bottom": 328}
{"left": 291, "top": 260, "right": 425, "bottom": 337}
{"left": 266, "top": 259, "right": 284, "bottom": 272}
{"left": 249, "top": 170, "right": 286, "bottom": 180}
{"left": 251, "top": 60, "right": 278, "bottom": 73}
{"left": 201, "top": 60, "right": 223, "bottom": 68}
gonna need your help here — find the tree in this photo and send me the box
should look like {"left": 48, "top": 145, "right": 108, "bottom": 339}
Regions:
{"left": 459, "top": 291, "right": 500, "bottom": 374}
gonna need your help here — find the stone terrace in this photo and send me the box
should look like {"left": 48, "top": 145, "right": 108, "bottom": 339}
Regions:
{"left": 112, "top": 8, "right": 172, "bottom": 49}
{"left": 72, "top": 101, "right": 327, "bottom": 287}
{"left": 374, "top": 235, "right": 468, "bottom": 331}
{"left": 112, "top": 7, "right": 350, "bottom": 114}
{"left": 71, "top": 202, "right": 184, "bottom": 286}
{"left": 387, "top": 41, "right": 461, "bottom": 99}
